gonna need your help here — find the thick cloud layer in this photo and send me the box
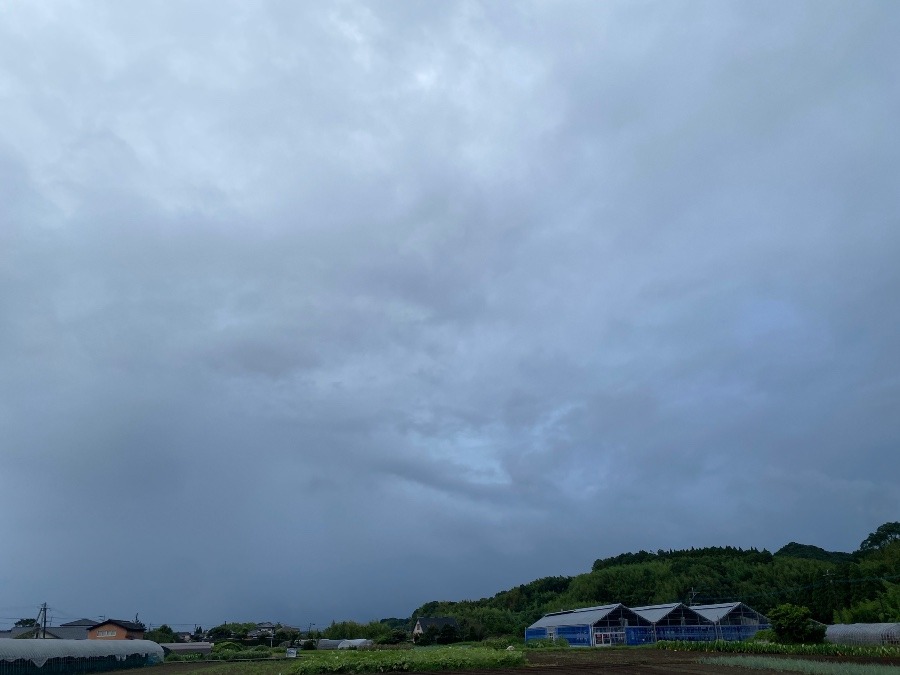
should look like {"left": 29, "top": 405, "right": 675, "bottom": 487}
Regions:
{"left": 1, "top": 1, "right": 898, "bottom": 630}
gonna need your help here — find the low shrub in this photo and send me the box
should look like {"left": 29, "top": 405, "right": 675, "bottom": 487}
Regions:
{"left": 164, "top": 653, "right": 203, "bottom": 662}
{"left": 368, "top": 642, "right": 414, "bottom": 650}
{"left": 213, "top": 641, "right": 243, "bottom": 652}
{"left": 768, "top": 604, "right": 826, "bottom": 644}
{"left": 748, "top": 628, "right": 778, "bottom": 643}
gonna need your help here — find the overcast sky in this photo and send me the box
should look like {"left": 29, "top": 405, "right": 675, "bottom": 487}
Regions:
{"left": 1, "top": 0, "right": 898, "bottom": 632}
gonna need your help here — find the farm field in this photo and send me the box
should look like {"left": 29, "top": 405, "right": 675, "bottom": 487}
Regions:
{"left": 146, "top": 647, "right": 900, "bottom": 675}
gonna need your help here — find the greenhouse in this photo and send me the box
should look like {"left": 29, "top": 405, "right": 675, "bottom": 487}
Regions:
{"left": 525, "top": 604, "right": 651, "bottom": 646}
{"left": 0, "top": 639, "right": 163, "bottom": 675}
{"left": 691, "top": 602, "right": 770, "bottom": 641}
{"left": 826, "top": 623, "right": 900, "bottom": 646}
{"left": 315, "top": 639, "right": 344, "bottom": 650}
{"left": 526, "top": 601, "right": 770, "bottom": 646}
{"left": 629, "top": 603, "right": 715, "bottom": 643}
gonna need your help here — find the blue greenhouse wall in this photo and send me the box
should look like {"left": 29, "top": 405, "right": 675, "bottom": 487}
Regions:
{"left": 555, "top": 625, "right": 591, "bottom": 647}
{"left": 525, "top": 627, "right": 547, "bottom": 641}
{"left": 527, "top": 618, "right": 768, "bottom": 646}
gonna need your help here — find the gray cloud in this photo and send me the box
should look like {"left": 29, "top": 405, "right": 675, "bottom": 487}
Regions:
{"left": 1, "top": 0, "right": 898, "bottom": 629}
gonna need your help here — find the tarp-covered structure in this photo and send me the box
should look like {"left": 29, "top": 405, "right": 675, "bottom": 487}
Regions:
{"left": 525, "top": 604, "right": 650, "bottom": 646}
{"left": 826, "top": 623, "right": 900, "bottom": 646}
{"left": 0, "top": 639, "right": 163, "bottom": 675}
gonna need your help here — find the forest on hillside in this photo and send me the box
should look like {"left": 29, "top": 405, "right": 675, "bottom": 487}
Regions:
{"left": 406, "top": 522, "right": 900, "bottom": 640}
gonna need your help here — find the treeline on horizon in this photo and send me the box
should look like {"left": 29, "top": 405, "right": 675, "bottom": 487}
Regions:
{"left": 200, "top": 523, "right": 899, "bottom": 644}
{"left": 397, "top": 522, "right": 899, "bottom": 640}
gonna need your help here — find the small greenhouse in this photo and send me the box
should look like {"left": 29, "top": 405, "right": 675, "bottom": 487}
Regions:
{"left": 315, "top": 639, "right": 344, "bottom": 650}
{"left": 826, "top": 623, "right": 900, "bottom": 646}
{"left": 0, "top": 639, "right": 164, "bottom": 675}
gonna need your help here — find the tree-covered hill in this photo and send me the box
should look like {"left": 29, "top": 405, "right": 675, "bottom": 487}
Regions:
{"left": 406, "top": 522, "right": 900, "bottom": 639}
{"left": 774, "top": 542, "right": 855, "bottom": 564}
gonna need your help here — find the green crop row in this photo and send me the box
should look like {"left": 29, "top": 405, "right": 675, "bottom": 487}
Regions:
{"left": 290, "top": 646, "right": 525, "bottom": 674}
{"left": 656, "top": 640, "right": 900, "bottom": 658}
{"left": 166, "top": 646, "right": 280, "bottom": 662}
{"left": 701, "top": 655, "right": 900, "bottom": 675}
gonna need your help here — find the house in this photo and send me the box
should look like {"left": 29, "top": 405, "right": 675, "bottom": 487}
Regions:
{"left": 88, "top": 619, "right": 146, "bottom": 640}
{"left": 5, "top": 625, "right": 93, "bottom": 640}
{"left": 247, "top": 623, "right": 300, "bottom": 641}
{"left": 247, "top": 622, "right": 278, "bottom": 639}
{"left": 412, "top": 617, "right": 458, "bottom": 641}
{"left": 61, "top": 619, "right": 100, "bottom": 628}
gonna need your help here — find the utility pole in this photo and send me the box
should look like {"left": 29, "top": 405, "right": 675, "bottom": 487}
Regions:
{"left": 33, "top": 603, "right": 48, "bottom": 638}
{"left": 688, "top": 588, "right": 699, "bottom": 606}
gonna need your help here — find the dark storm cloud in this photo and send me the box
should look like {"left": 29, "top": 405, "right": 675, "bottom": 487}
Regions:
{"left": 1, "top": 1, "right": 898, "bottom": 629}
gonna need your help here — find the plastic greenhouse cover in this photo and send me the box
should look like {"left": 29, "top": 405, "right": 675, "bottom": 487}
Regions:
{"left": 0, "top": 639, "right": 164, "bottom": 668}
{"left": 630, "top": 603, "right": 687, "bottom": 624}
{"left": 528, "top": 605, "right": 622, "bottom": 629}
{"left": 690, "top": 603, "right": 743, "bottom": 623}
{"left": 826, "top": 623, "right": 900, "bottom": 644}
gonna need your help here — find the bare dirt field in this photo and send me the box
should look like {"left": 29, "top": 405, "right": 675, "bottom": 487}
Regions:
{"left": 524, "top": 648, "right": 765, "bottom": 673}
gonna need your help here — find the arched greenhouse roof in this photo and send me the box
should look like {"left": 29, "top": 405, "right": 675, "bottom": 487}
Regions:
{"left": 826, "top": 623, "right": 900, "bottom": 646}
{"left": 316, "top": 639, "right": 344, "bottom": 650}
{"left": 0, "top": 639, "right": 163, "bottom": 668}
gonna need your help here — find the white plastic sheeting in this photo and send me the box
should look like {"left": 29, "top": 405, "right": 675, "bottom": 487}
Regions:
{"left": 316, "top": 639, "right": 343, "bottom": 650}
{"left": 826, "top": 623, "right": 900, "bottom": 646}
{"left": 337, "top": 639, "right": 372, "bottom": 649}
{"left": 0, "top": 640, "right": 164, "bottom": 668}
{"left": 691, "top": 603, "right": 769, "bottom": 626}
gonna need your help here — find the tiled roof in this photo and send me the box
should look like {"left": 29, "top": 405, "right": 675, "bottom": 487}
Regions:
{"left": 91, "top": 619, "right": 145, "bottom": 632}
